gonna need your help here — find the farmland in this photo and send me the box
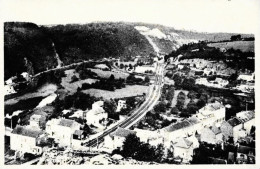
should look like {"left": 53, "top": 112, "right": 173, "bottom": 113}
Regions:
{"left": 82, "top": 85, "right": 149, "bottom": 99}
{"left": 207, "top": 41, "right": 254, "bottom": 52}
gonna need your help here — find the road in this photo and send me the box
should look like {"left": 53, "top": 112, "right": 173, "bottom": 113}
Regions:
{"left": 83, "top": 62, "right": 165, "bottom": 147}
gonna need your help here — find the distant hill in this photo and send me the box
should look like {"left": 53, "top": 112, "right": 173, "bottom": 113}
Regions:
{"left": 4, "top": 21, "right": 254, "bottom": 80}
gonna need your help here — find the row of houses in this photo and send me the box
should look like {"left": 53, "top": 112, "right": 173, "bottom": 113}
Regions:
{"left": 102, "top": 102, "right": 255, "bottom": 163}
{"left": 8, "top": 100, "right": 123, "bottom": 156}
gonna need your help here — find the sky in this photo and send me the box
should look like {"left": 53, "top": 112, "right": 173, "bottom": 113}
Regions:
{"left": 0, "top": 0, "right": 259, "bottom": 33}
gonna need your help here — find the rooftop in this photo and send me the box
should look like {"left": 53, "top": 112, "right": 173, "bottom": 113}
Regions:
{"left": 12, "top": 125, "right": 43, "bottom": 138}
{"left": 227, "top": 117, "right": 242, "bottom": 127}
{"left": 163, "top": 120, "right": 191, "bottom": 132}
{"left": 172, "top": 137, "right": 193, "bottom": 149}
{"left": 110, "top": 127, "right": 136, "bottom": 138}
{"left": 73, "top": 130, "right": 84, "bottom": 136}
{"left": 236, "top": 111, "right": 255, "bottom": 123}
{"left": 58, "top": 119, "right": 77, "bottom": 128}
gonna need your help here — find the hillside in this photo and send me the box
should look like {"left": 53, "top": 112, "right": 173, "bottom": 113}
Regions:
{"left": 4, "top": 22, "right": 58, "bottom": 80}
{"left": 4, "top": 21, "right": 254, "bottom": 80}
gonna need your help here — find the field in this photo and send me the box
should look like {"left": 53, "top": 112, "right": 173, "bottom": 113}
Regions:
{"left": 61, "top": 69, "right": 98, "bottom": 94}
{"left": 90, "top": 68, "right": 129, "bottom": 79}
{"left": 82, "top": 85, "right": 149, "bottom": 99}
{"left": 207, "top": 41, "right": 254, "bottom": 52}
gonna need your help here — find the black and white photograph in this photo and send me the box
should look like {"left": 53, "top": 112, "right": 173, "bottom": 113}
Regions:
{"left": 0, "top": 0, "right": 259, "bottom": 167}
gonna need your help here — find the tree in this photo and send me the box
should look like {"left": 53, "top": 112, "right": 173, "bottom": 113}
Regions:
{"left": 144, "top": 76, "right": 150, "bottom": 83}
{"left": 104, "top": 99, "right": 118, "bottom": 120}
{"left": 179, "top": 109, "right": 190, "bottom": 118}
{"left": 166, "top": 87, "right": 175, "bottom": 101}
{"left": 120, "top": 63, "right": 124, "bottom": 69}
{"left": 70, "top": 75, "right": 78, "bottom": 83}
{"left": 170, "top": 107, "right": 179, "bottom": 115}
{"left": 154, "top": 101, "right": 167, "bottom": 113}
{"left": 186, "top": 101, "right": 199, "bottom": 114}
{"left": 121, "top": 134, "right": 142, "bottom": 158}
{"left": 109, "top": 74, "right": 115, "bottom": 81}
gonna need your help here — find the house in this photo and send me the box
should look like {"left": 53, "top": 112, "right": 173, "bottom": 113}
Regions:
{"left": 116, "top": 100, "right": 127, "bottom": 112}
{"left": 170, "top": 137, "right": 195, "bottom": 163}
{"left": 10, "top": 125, "right": 44, "bottom": 155}
{"left": 29, "top": 114, "right": 46, "bottom": 130}
{"left": 86, "top": 101, "right": 108, "bottom": 127}
{"left": 103, "top": 127, "right": 136, "bottom": 150}
{"left": 237, "top": 74, "right": 254, "bottom": 82}
{"left": 134, "top": 128, "right": 164, "bottom": 147}
{"left": 69, "top": 109, "right": 85, "bottom": 119}
{"left": 46, "top": 118, "right": 81, "bottom": 147}
{"left": 193, "top": 101, "right": 225, "bottom": 128}
{"left": 5, "top": 76, "right": 17, "bottom": 85}
{"left": 236, "top": 145, "right": 255, "bottom": 164}
{"left": 161, "top": 117, "right": 201, "bottom": 145}
{"left": 220, "top": 111, "right": 254, "bottom": 142}
{"left": 4, "top": 85, "right": 16, "bottom": 95}
{"left": 200, "top": 126, "right": 223, "bottom": 145}
{"left": 71, "top": 130, "right": 84, "bottom": 149}
{"left": 21, "top": 72, "right": 30, "bottom": 81}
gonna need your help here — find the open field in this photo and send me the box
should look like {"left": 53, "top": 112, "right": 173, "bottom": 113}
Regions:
{"left": 5, "top": 83, "right": 57, "bottom": 106}
{"left": 207, "top": 41, "right": 254, "bottom": 52}
{"left": 90, "top": 68, "right": 129, "bottom": 79}
{"left": 82, "top": 85, "right": 149, "bottom": 99}
{"left": 61, "top": 69, "right": 98, "bottom": 94}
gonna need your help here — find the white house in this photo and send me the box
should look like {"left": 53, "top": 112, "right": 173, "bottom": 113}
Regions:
{"left": 193, "top": 101, "right": 226, "bottom": 128}
{"left": 220, "top": 111, "right": 254, "bottom": 142}
{"left": 116, "top": 100, "right": 127, "bottom": 112}
{"left": 4, "top": 85, "right": 16, "bottom": 95}
{"left": 237, "top": 74, "right": 254, "bottom": 82}
{"left": 29, "top": 114, "right": 46, "bottom": 130}
{"left": 161, "top": 117, "right": 201, "bottom": 146}
{"left": 11, "top": 125, "right": 44, "bottom": 155}
{"left": 103, "top": 127, "right": 136, "bottom": 150}
{"left": 170, "top": 137, "right": 195, "bottom": 163}
{"left": 86, "top": 101, "right": 108, "bottom": 127}
{"left": 200, "top": 126, "right": 224, "bottom": 145}
{"left": 21, "top": 72, "right": 30, "bottom": 81}
{"left": 46, "top": 118, "right": 81, "bottom": 147}
{"left": 134, "top": 128, "right": 164, "bottom": 147}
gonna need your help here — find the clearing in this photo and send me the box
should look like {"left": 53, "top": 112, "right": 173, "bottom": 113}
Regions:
{"left": 207, "top": 41, "right": 254, "bottom": 52}
{"left": 82, "top": 85, "right": 149, "bottom": 99}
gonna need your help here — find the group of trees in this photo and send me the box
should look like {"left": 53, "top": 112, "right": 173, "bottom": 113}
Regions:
{"left": 114, "top": 134, "right": 165, "bottom": 162}
{"left": 81, "top": 75, "right": 125, "bottom": 91}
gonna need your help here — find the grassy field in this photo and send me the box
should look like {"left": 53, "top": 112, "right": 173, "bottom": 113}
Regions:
{"left": 207, "top": 41, "right": 254, "bottom": 52}
{"left": 82, "top": 85, "right": 149, "bottom": 99}
{"left": 61, "top": 69, "right": 98, "bottom": 94}
{"left": 90, "top": 68, "right": 129, "bottom": 79}
{"left": 5, "top": 83, "right": 57, "bottom": 106}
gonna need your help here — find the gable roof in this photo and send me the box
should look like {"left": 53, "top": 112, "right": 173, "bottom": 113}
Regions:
{"left": 58, "top": 119, "right": 76, "bottom": 128}
{"left": 110, "top": 127, "right": 136, "bottom": 138}
{"left": 227, "top": 117, "right": 242, "bottom": 127}
{"left": 172, "top": 137, "right": 193, "bottom": 149}
{"left": 163, "top": 120, "right": 191, "bottom": 132}
{"left": 12, "top": 125, "right": 43, "bottom": 138}
{"left": 211, "top": 125, "right": 222, "bottom": 135}
{"left": 236, "top": 111, "right": 255, "bottom": 123}
{"left": 73, "top": 130, "right": 84, "bottom": 136}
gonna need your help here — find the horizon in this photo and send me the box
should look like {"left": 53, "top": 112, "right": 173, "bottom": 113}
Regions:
{"left": 3, "top": 21, "right": 255, "bottom": 35}
{"left": 1, "top": 0, "right": 259, "bottom": 34}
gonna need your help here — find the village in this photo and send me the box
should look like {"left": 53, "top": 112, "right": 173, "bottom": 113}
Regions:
{"left": 4, "top": 40, "right": 255, "bottom": 165}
